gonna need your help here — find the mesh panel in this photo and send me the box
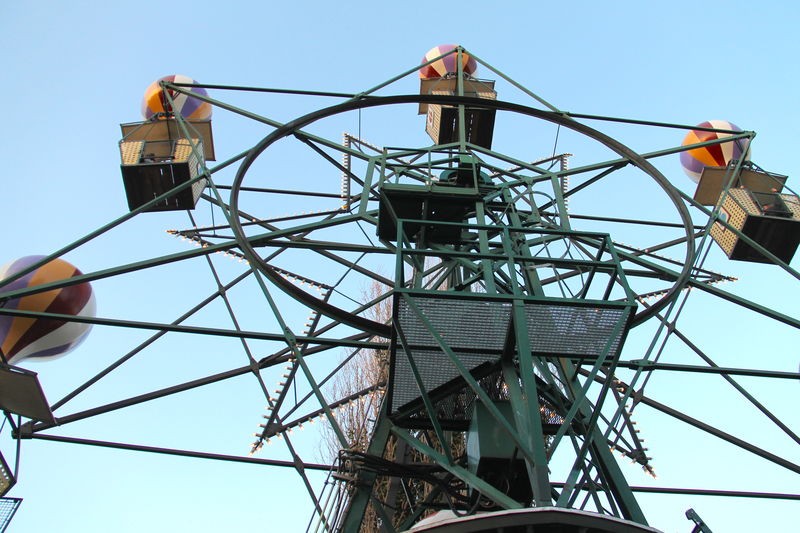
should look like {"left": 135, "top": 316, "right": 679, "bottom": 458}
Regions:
{"left": 392, "top": 349, "right": 497, "bottom": 412}
{"left": 524, "top": 304, "right": 629, "bottom": 359}
{"left": 0, "top": 498, "right": 20, "bottom": 533}
{"left": 391, "top": 296, "right": 511, "bottom": 416}
{"left": 389, "top": 294, "right": 631, "bottom": 427}
{"left": 400, "top": 369, "right": 505, "bottom": 429}
{"left": 397, "top": 296, "right": 511, "bottom": 351}
{"left": 119, "top": 140, "right": 144, "bottom": 165}
{"left": 173, "top": 138, "right": 199, "bottom": 162}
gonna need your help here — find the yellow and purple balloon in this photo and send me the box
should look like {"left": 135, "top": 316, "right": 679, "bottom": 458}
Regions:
{"left": 141, "top": 74, "right": 212, "bottom": 120}
{"left": 0, "top": 256, "right": 96, "bottom": 365}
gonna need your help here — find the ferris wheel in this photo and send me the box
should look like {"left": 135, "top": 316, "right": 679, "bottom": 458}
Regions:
{"left": 0, "top": 46, "right": 798, "bottom": 532}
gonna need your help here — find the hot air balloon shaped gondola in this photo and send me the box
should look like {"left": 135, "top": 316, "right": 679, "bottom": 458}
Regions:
{"left": 418, "top": 45, "right": 497, "bottom": 148}
{"left": 679, "top": 122, "right": 800, "bottom": 263}
{"left": 680, "top": 120, "right": 778, "bottom": 206}
{"left": 119, "top": 75, "right": 215, "bottom": 212}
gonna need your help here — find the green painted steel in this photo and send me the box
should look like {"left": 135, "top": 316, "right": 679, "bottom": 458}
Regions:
{"left": 6, "top": 44, "right": 797, "bottom": 533}
{"left": 144, "top": 63, "right": 799, "bottom": 532}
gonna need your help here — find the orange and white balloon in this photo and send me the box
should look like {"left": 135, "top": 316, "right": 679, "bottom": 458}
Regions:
{"left": 680, "top": 120, "right": 750, "bottom": 183}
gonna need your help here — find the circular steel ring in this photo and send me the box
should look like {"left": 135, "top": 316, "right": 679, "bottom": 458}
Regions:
{"left": 229, "top": 95, "right": 695, "bottom": 335}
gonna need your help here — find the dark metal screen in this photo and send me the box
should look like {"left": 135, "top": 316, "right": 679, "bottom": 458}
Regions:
{"left": 523, "top": 304, "right": 629, "bottom": 359}
{"left": 388, "top": 293, "right": 631, "bottom": 426}
{"left": 390, "top": 296, "right": 509, "bottom": 420}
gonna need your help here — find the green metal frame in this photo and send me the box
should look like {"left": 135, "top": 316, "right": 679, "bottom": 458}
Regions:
{"left": 2, "top": 44, "right": 798, "bottom": 533}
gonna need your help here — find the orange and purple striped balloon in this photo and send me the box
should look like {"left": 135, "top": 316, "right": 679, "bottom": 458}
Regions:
{"left": 141, "top": 74, "right": 212, "bottom": 120}
{"left": 0, "top": 257, "right": 96, "bottom": 365}
{"left": 680, "top": 120, "right": 750, "bottom": 183}
{"left": 419, "top": 45, "right": 477, "bottom": 79}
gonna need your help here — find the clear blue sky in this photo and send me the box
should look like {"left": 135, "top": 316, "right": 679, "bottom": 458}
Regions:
{"left": 1, "top": 2, "right": 798, "bottom": 532}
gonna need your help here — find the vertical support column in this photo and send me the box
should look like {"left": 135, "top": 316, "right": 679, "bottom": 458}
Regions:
{"left": 509, "top": 300, "right": 552, "bottom": 507}
{"left": 338, "top": 403, "right": 394, "bottom": 533}
{"left": 456, "top": 47, "right": 467, "bottom": 153}
{"left": 474, "top": 202, "right": 497, "bottom": 293}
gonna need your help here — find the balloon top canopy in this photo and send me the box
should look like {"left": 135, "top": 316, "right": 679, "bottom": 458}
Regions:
{"left": 419, "top": 45, "right": 477, "bottom": 79}
{"left": 141, "top": 74, "right": 212, "bottom": 121}
{"left": 679, "top": 120, "right": 750, "bottom": 183}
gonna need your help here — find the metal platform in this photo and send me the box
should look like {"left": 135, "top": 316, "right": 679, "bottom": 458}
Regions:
{"left": 120, "top": 119, "right": 216, "bottom": 161}
{"left": 418, "top": 77, "right": 497, "bottom": 114}
{"left": 694, "top": 165, "right": 787, "bottom": 206}
{"left": 0, "top": 364, "right": 54, "bottom": 423}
